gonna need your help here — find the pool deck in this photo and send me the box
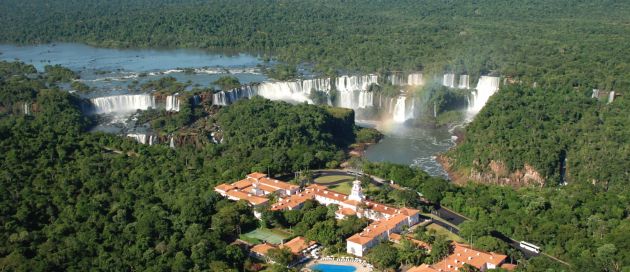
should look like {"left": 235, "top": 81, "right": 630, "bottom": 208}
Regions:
{"left": 303, "top": 259, "right": 372, "bottom": 272}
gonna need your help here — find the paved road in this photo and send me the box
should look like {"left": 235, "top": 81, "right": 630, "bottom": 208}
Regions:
{"left": 302, "top": 169, "right": 548, "bottom": 261}
{"left": 433, "top": 205, "right": 541, "bottom": 260}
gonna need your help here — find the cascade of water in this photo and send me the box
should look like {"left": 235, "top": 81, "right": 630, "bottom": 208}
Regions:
{"left": 591, "top": 89, "right": 600, "bottom": 99}
{"left": 335, "top": 75, "right": 378, "bottom": 109}
{"left": 165, "top": 93, "right": 180, "bottom": 112}
{"left": 127, "top": 133, "right": 148, "bottom": 144}
{"left": 23, "top": 102, "right": 30, "bottom": 115}
{"left": 335, "top": 75, "right": 378, "bottom": 92}
{"left": 443, "top": 74, "right": 455, "bottom": 88}
{"left": 458, "top": 75, "right": 470, "bottom": 89}
{"left": 608, "top": 91, "right": 615, "bottom": 104}
{"left": 169, "top": 136, "right": 175, "bottom": 149}
{"left": 212, "top": 85, "right": 257, "bottom": 106}
{"left": 467, "top": 76, "right": 501, "bottom": 117}
{"left": 388, "top": 73, "right": 407, "bottom": 86}
{"left": 148, "top": 135, "right": 155, "bottom": 146}
{"left": 212, "top": 78, "right": 331, "bottom": 106}
{"left": 302, "top": 78, "right": 332, "bottom": 94}
{"left": 392, "top": 96, "right": 408, "bottom": 123}
{"left": 407, "top": 73, "right": 424, "bottom": 86}
{"left": 407, "top": 97, "right": 415, "bottom": 119}
{"left": 90, "top": 94, "right": 156, "bottom": 114}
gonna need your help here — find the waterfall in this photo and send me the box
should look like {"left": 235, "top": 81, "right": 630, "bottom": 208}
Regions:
{"left": 433, "top": 102, "right": 437, "bottom": 118}
{"left": 212, "top": 78, "right": 331, "bottom": 106}
{"left": 392, "top": 96, "right": 410, "bottom": 123}
{"left": 591, "top": 89, "right": 600, "bottom": 99}
{"left": 467, "top": 76, "right": 501, "bottom": 117}
{"left": 608, "top": 91, "right": 615, "bottom": 104}
{"left": 213, "top": 85, "right": 257, "bottom": 106}
{"left": 388, "top": 73, "right": 407, "bottom": 86}
{"left": 407, "top": 73, "right": 424, "bottom": 86}
{"left": 127, "top": 133, "right": 148, "bottom": 144}
{"left": 23, "top": 102, "right": 30, "bottom": 115}
{"left": 443, "top": 74, "right": 455, "bottom": 88}
{"left": 335, "top": 75, "right": 378, "bottom": 109}
{"left": 338, "top": 90, "right": 373, "bottom": 109}
{"left": 335, "top": 75, "right": 378, "bottom": 92}
{"left": 166, "top": 94, "right": 180, "bottom": 112}
{"left": 169, "top": 136, "right": 175, "bottom": 149}
{"left": 90, "top": 94, "right": 156, "bottom": 114}
{"left": 389, "top": 72, "right": 423, "bottom": 86}
{"left": 458, "top": 75, "right": 470, "bottom": 89}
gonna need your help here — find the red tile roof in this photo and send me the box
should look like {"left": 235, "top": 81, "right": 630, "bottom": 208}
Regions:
{"left": 407, "top": 243, "right": 508, "bottom": 272}
{"left": 281, "top": 236, "right": 316, "bottom": 255}
{"left": 225, "top": 189, "right": 269, "bottom": 205}
{"left": 247, "top": 172, "right": 268, "bottom": 180}
{"left": 251, "top": 243, "right": 275, "bottom": 256}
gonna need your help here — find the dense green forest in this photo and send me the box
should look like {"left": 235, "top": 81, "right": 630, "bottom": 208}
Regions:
{"left": 447, "top": 85, "right": 630, "bottom": 188}
{"left": 1, "top": 0, "right": 630, "bottom": 89}
{"left": 0, "top": 61, "right": 356, "bottom": 270}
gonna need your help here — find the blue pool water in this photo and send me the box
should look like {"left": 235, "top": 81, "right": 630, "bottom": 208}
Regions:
{"left": 310, "top": 264, "right": 357, "bottom": 272}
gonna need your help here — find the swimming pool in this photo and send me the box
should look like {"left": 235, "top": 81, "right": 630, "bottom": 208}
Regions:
{"left": 310, "top": 263, "right": 357, "bottom": 272}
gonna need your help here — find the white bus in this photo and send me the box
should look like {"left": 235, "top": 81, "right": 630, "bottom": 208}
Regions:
{"left": 519, "top": 241, "right": 540, "bottom": 253}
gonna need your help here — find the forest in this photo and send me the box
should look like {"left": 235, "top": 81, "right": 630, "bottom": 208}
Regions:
{"left": 1, "top": 0, "right": 630, "bottom": 270}
{"left": 447, "top": 84, "right": 630, "bottom": 189}
{"left": 0, "top": 61, "right": 358, "bottom": 270}
{"left": 1, "top": 0, "right": 630, "bottom": 90}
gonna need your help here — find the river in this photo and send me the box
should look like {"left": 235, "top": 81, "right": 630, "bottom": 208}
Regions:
{"left": 1, "top": 43, "right": 457, "bottom": 177}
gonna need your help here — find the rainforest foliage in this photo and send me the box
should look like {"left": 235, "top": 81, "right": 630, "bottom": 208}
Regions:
{"left": 1, "top": 0, "right": 630, "bottom": 90}
{"left": 448, "top": 85, "right": 630, "bottom": 189}
{"left": 0, "top": 61, "right": 355, "bottom": 270}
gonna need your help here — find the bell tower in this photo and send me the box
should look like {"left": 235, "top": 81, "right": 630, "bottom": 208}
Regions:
{"left": 348, "top": 179, "right": 365, "bottom": 201}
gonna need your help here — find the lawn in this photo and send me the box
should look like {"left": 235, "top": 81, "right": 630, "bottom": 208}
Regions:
{"left": 327, "top": 182, "right": 353, "bottom": 194}
{"left": 314, "top": 174, "right": 354, "bottom": 184}
{"left": 425, "top": 223, "right": 465, "bottom": 243}
{"left": 241, "top": 227, "right": 290, "bottom": 245}
{"left": 327, "top": 181, "right": 380, "bottom": 195}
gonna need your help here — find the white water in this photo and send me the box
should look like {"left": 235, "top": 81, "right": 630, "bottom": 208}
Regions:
{"left": 169, "top": 136, "right": 175, "bottom": 149}
{"left": 467, "top": 76, "right": 501, "bottom": 117}
{"left": 90, "top": 94, "right": 156, "bottom": 114}
{"left": 389, "top": 72, "right": 423, "bottom": 86}
{"left": 608, "top": 91, "right": 615, "bottom": 104}
{"left": 338, "top": 90, "right": 374, "bottom": 109}
{"left": 592, "top": 89, "right": 600, "bottom": 99}
{"left": 23, "top": 103, "right": 30, "bottom": 115}
{"left": 458, "top": 75, "right": 470, "bottom": 89}
{"left": 392, "top": 96, "right": 415, "bottom": 123}
{"left": 213, "top": 78, "right": 331, "bottom": 106}
{"left": 165, "top": 94, "right": 180, "bottom": 112}
{"left": 407, "top": 73, "right": 424, "bottom": 86}
{"left": 443, "top": 74, "right": 456, "bottom": 88}
{"left": 388, "top": 74, "right": 407, "bottom": 86}
{"left": 127, "top": 133, "right": 148, "bottom": 144}
{"left": 335, "top": 74, "right": 378, "bottom": 92}
{"left": 335, "top": 75, "right": 378, "bottom": 109}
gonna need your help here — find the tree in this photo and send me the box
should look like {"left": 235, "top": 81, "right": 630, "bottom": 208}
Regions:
{"left": 267, "top": 248, "right": 295, "bottom": 267}
{"left": 213, "top": 76, "right": 241, "bottom": 90}
{"left": 305, "top": 220, "right": 339, "bottom": 246}
{"left": 366, "top": 242, "right": 399, "bottom": 271}
{"left": 420, "top": 178, "right": 450, "bottom": 204}
{"left": 429, "top": 236, "right": 452, "bottom": 264}
{"left": 397, "top": 238, "right": 427, "bottom": 266}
